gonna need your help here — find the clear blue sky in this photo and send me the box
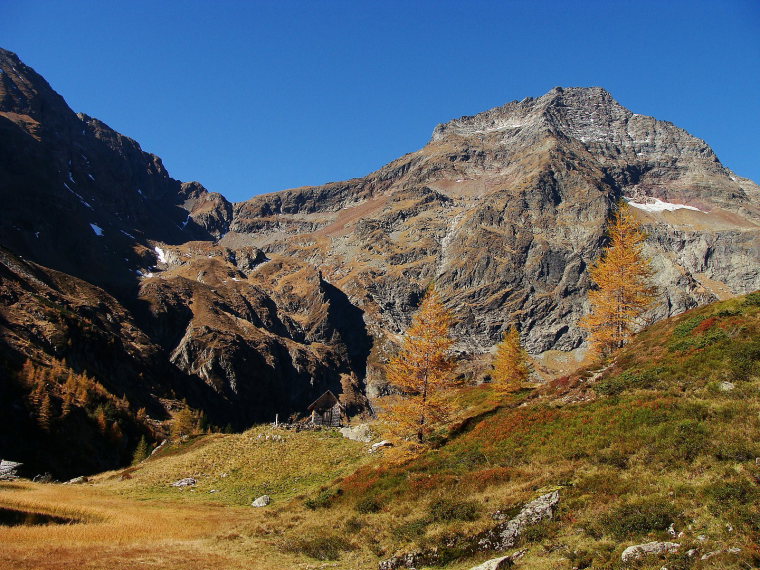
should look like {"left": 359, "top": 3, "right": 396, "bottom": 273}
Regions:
{"left": 4, "top": 1, "right": 759, "bottom": 202}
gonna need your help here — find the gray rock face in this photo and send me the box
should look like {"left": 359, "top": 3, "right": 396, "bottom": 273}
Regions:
{"left": 170, "top": 477, "right": 196, "bottom": 487}
{"left": 621, "top": 541, "right": 680, "bottom": 563}
{"left": 223, "top": 86, "right": 760, "bottom": 397}
{"left": 0, "top": 460, "right": 22, "bottom": 480}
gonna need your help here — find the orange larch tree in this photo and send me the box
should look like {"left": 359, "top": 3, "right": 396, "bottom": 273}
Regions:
{"left": 383, "top": 284, "right": 456, "bottom": 444}
{"left": 491, "top": 327, "right": 531, "bottom": 394}
{"left": 581, "top": 201, "right": 656, "bottom": 357}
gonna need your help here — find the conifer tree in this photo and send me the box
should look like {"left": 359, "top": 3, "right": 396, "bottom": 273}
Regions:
{"left": 171, "top": 406, "right": 196, "bottom": 438}
{"left": 38, "top": 392, "right": 53, "bottom": 431}
{"left": 581, "top": 201, "right": 656, "bottom": 356}
{"left": 132, "top": 436, "right": 150, "bottom": 465}
{"left": 383, "top": 285, "right": 456, "bottom": 444}
{"left": 491, "top": 327, "right": 531, "bottom": 394}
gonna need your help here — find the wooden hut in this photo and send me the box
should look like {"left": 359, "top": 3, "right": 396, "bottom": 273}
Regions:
{"left": 307, "top": 390, "right": 345, "bottom": 427}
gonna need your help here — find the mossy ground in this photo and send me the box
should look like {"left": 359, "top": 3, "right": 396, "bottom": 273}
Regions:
{"left": 1, "top": 293, "right": 759, "bottom": 569}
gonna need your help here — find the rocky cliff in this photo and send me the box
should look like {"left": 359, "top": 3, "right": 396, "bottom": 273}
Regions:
{"left": 1, "top": 49, "right": 758, "bottom": 474}
{"left": 225, "top": 87, "right": 760, "bottom": 360}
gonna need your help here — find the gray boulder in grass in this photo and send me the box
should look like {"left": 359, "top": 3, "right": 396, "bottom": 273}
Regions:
{"left": 251, "top": 495, "right": 271, "bottom": 507}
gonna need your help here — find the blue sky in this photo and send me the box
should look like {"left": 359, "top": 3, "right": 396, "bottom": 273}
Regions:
{"left": 3, "top": 1, "right": 759, "bottom": 202}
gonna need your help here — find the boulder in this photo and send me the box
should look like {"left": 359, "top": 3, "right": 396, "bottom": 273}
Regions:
{"left": 719, "top": 381, "right": 735, "bottom": 391}
{"left": 340, "top": 423, "right": 374, "bottom": 443}
{"left": 170, "top": 477, "right": 197, "bottom": 487}
{"left": 65, "top": 476, "right": 88, "bottom": 485}
{"left": 0, "top": 460, "right": 22, "bottom": 480}
{"left": 370, "top": 440, "right": 393, "bottom": 453}
{"left": 621, "top": 542, "right": 680, "bottom": 563}
{"left": 252, "top": 494, "right": 271, "bottom": 507}
{"left": 468, "top": 554, "right": 514, "bottom": 569}
{"left": 477, "top": 491, "right": 561, "bottom": 551}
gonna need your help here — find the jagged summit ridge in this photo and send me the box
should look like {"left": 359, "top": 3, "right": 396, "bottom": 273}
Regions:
{"left": 430, "top": 86, "right": 716, "bottom": 162}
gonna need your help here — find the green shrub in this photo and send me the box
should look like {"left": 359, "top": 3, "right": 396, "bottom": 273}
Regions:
{"left": 714, "top": 440, "right": 757, "bottom": 462}
{"left": 355, "top": 495, "right": 383, "bottom": 514}
{"left": 282, "top": 535, "right": 354, "bottom": 560}
{"left": 727, "top": 339, "right": 760, "bottom": 381}
{"left": 669, "top": 327, "right": 728, "bottom": 352}
{"left": 672, "top": 316, "right": 707, "bottom": 338}
{"left": 392, "top": 518, "right": 429, "bottom": 541}
{"left": 599, "top": 498, "right": 676, "bottom": 539}
{"left": 595, "top": 369, "right": 660, "bottom": 395}
{"left": 304, "top": 488, "right": 341, "bottom": 510}
{"left": 428, "top": 498, "right": 481, "bottom": 522}
{"left": 743, "top": 291, "right": 760, "bottom": 306}
{"left": 343, "top": 517, "right": 364, "bottom": 533}
{"left": 664, "top": 419, "right": 709, "bottom": 462}
{"left": 705, "top": 479, "right": 758, "bottom": 505}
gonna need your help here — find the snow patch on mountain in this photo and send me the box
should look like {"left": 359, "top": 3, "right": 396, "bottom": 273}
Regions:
{"left": 626, "top": 196, "right": 703, "bottom": 213}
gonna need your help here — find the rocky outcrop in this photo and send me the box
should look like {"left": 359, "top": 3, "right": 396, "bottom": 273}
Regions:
{"left": 0, "top": 460, "right": 21, "bottom": 480}
{"left": 620, "top": 541, "right": 680, "bottom": 563}
{"left": 379, "top": 491, "right": 559, "bottom": 570}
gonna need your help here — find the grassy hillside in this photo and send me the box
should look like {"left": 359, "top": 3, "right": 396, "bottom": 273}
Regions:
{"left": 1, "top": 293, "right": 759, "bottom": 569}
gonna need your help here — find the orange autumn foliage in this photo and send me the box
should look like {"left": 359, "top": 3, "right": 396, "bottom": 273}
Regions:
{"left": 581, "top": 201, "right": 656, "bottom": 356}
{"left": 383, "top": 285, "right": 456, "bottom": 444}
{"left": 491, "top": 327, "right": 531, "bottom": 394}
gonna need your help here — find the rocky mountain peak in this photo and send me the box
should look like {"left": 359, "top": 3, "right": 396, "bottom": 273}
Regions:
{"left": 429, "top": 86, "right": 715, "bottom": 164}
{"left": 430, "top": 86, "right": 618, "bottom": 141}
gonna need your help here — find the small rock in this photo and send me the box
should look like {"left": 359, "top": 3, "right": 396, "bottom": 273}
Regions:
{"left": 687, "top": 549, "right": 697, "bottom": 557}
{"left": 33, "top": 472, "right": 53, "bottom": 483}
{"left": 468, "top": 555, "right": 514, "bottom": 570}
{"left": 667, "top": 523, "right": 676, "bottom": 537}
{"left": 171, "top": 477, "right": 196, "bottom": 487}
{"left": 701, "top": 551, "right": 718, "bottom": 561}
{"left": 339, "top": 423, "right": 374, "bottom": 443}
{"left": 621, "top": 542, "right": 680, "bottom": 563}
{"left": 727, "top": 547, "right": 741, "bottom": 554}
{"left": 697, "top": 534, "right": 707, "bottom": 541}
{"left": 726, "top": 523, "right": 734, "bottom": 532}
{"left": 370, "top": 440, "right": 393, "bottom": 453}
{"left": 220, "top": 472, "right": 228, "bottom": 478}
{"left": 65, "top": 476, "right": 88, "bottom": 485}
{"left": 251, "top": 494, "right": 271, "bottom": 507}
{"left": 719, "top": 381, "right": 735, "bottom": 392}
{"left": 150, "top": 439, "right": 168, "bottom": 456}
{"left": 209, "top": 489, "right": 220, "bottom": 493}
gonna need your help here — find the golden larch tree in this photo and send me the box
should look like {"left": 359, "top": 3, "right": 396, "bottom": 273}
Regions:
{"left": 491, "top": 327, "right": 531, "bottom": 394}
{"left": 383, "top": 285, "right": 455, "bottom": 444}
{"left": 581, "top": 201, "right": 656, "bottom": 356}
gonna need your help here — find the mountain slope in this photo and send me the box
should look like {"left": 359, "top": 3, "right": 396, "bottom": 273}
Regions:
{"left": 2, "top": 293, "right": 757, "bottom": 569}
{"left": 1, "top": 48, "right": 759, "bottom": 476}
{"left": 223, "top": 86, "right": 760, "bottom": 392}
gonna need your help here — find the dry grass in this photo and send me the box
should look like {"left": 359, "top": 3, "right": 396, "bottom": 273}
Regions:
{"left": 0, "top": 426, "right": 378, "bottom": 569}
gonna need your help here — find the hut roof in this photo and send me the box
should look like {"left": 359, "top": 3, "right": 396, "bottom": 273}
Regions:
{"left": 307, "top": 390, "right": 342, "bottom": 412}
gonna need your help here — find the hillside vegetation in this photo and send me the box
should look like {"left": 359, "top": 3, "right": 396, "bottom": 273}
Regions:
{"left": 1, "top": 293, "right": 759, "bottom": 569}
